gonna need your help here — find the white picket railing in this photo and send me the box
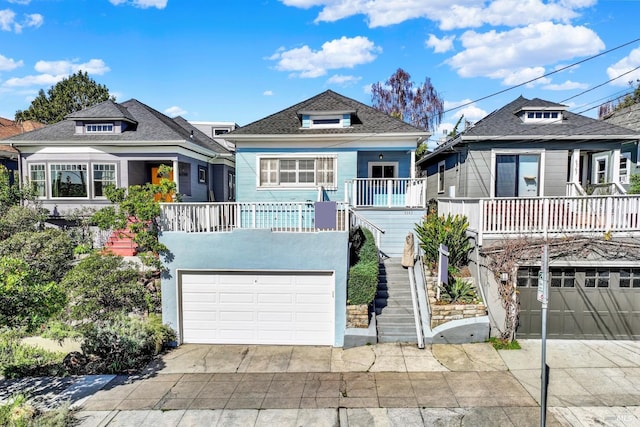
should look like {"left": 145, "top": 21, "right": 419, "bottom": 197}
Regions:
{"left": 159, "top": 202, "right": 349, "bottom": 233}
{"left": 439, "top": 195, "right": 640, "bottom": 245}
{"left": 345, "top": 178, "right": 427, "bottom": 208}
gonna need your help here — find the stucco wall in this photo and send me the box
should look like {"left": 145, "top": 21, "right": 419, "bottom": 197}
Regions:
{"left": 160, "top": 229, "right": 350, "bottom": 347}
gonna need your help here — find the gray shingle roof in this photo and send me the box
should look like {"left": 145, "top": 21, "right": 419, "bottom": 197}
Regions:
{"left": 6, "top": 99, "right": 231, "bottom": 155}
{"left": 419, "top": 96, "right": 640, "bottom": 165}
{"left": 462, "top": 96, "right": 638, "bottom": 138}
{"left": 603, "top": 103, "right": 640, "bottom": 132}
{"left": 66, "top": 99, "right": 137, "bottom": 123}
{"left": 226, "top": 90, "right": 427, "bottom": 137}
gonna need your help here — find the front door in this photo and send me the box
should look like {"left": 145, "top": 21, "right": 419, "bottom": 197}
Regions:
{"left": 369, "top": 162, "right": 397, "bottom": 178}
{"left": 151, "top": 166, "right": 174, "bottom": 202}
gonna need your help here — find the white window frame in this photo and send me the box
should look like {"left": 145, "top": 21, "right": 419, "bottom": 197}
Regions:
{"left": 85, "top": 123, "right": 114, "bottom": 133}
{"left": 29, "top": 163, "right": 47, "bottom": 198}
{"left": 523, "top": 111, "right": 561, "bottom": 124}
{"left": 50, "top": 163, "right": 89, "bottom": 199}
{"left": 593, "top": 154, "right": 609, "bottom": 184}
{"left": 257, "top": 155, "right": 337, "bottom": 189}
{"left": 92, "top": 163, "right": 117, "bottom": 198}
{"left": 437, "top": 160, "right": 446, "bottom": 193}
{"left": 620, "top": 153, "right": 631, "bottom": 184}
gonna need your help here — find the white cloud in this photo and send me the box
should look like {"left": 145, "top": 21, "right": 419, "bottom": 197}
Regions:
{"left": 0, "top": 9, "right": 16, "bottom": 31}
{"left": 109, "top": 0, "right": 168, "bottom": 9}
{"left": 326, "top": 74, "right": 362, "bottom": 86}
{"left": 164, "top": 106, "right": 186, "bottom": 117}
{"left": 279, "top": 0, "right": 595, "bottom": 29}
{"left": 542, "top": 80, "right": 589, "bottom": 90}
{"left": 3, "top": 73, "right": 63, "bottom": 88}
{"left": 489, "top": 67, "right": 550, "bottom": 87}
{"left": 8, "top": 0, "right": 31, "bottom": 4}
{"left": 263, "top": 90, "right": 274, "bottom": 96}
{"left": 0, "top": 54, "right": 23, "bottom": 71}
{"left": 0, "top": 9, "right": 43, "bottom": 33}
{"left": 35, "top": 59, "right": 110, "bottom": 75}
{"left": 606, "top": 47, "right": 640, "bottom": 87}
{"left": 425, "top": 34, "right": 454, "bottom": 53}
{"left": 269, "top": 36, "right": 380, "bottom": 78}
{"left": 446, "top": 22, "right": 604, "bottom": 84}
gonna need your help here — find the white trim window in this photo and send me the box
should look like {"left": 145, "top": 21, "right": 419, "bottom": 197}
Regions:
{"left": 50, "top": 164, "right": 89, "bottom": 198}
{"left": 620, "top": 154, "right": 630, "bottom": 185}
{"left": 86, "top": 123, "right": 114, "bottom": 133}
{"left": 258, "top": 156, "right": 337, "bottom": 188}
{"left": 29, "top": 164, "right": 46, "bottom": 197}
{"left": 93, "top": 163, "right": 117, "bottom": 197}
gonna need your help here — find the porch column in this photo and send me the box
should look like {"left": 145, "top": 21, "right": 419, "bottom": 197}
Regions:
{"left": 410, "top": 150, "right": 416, "bottom": 179}
{"left": 612, "top": 148, "right": 621, "bottom": 184}
{"left": 569, "top": 149, "right": 580, "bottom": 196}
{"left": 172, "top": 160, "right": 180, "bottom": 194}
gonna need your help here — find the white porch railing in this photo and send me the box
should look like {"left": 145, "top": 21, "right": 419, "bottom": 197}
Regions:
{"left": 345, "top": 178, "right": 427, "bottom": 208}
{"left": 160, "top": 202, "right": 349, "bottom": 233}
{"left": 439, "top": 195, "right": 640, "bottom": 245}
{"left": 350, "top": 209, "right": 385, "bottom": 251}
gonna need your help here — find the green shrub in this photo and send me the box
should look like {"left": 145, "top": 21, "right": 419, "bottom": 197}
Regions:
{"left": 347, "top": 261, "right": 379, "bottom": 305}
{"left": 80, "top": 314, "right": 175, "bottom": 374}
{"left": 629, "top": 174, "right": 640, "bottom": 194}
{"left": 0, "top": 257, "right": 67, "bottom": 331}
{"left": 347, "top": 227, "right": 380, "bottom": 306}
{"left": 440, "top": 277, "right": 478, "bottom": 304}
{"left": 415, "top": 213, "right": 472, "bottom": 269}
{"left": 61, "top": 253, "right": 148, "bottom": 322}
{"left": 0, "top": 229, "right": 74, "bottom": 284}
{"left": 0, "top": 329, "right": 66, "bottom": 379}
{"left": 0, "top": 394, "right": 73, "bottom": 426}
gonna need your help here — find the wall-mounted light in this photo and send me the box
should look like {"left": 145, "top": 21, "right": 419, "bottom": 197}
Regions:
{"left": 378, "top": 153, "right": 384, "bottom": 160}
{"left": 500, "top": 272, "right": 509, "bottom": 282}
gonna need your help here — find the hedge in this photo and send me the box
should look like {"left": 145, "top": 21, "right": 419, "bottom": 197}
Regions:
{"left": 347, "top": 227, "right": 379, "bottom": 305}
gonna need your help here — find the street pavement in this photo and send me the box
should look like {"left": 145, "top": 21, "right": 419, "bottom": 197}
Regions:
{"left": 2, "top": 340, "right": 640, "bottom": 426}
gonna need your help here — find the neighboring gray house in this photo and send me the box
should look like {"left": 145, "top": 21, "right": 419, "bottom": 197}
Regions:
{"left": 418, "top": 96, "right": 640, "bottom": 340}
{"left": 5, "top": 99, "right": 235, "bottom": 216}
{"left": 418, "top": 96, "right": 638, "bottom": 200}
{"left": 603, "top": 102, "right": 640, "bottom": 184}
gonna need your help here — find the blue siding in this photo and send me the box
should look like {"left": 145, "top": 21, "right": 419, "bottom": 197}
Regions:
{"left": 160, "top": 229, "right": 349, "bottom": 347}
{"left": 357, "top": 151, "right": 412, "bottom": 178}
{"left": 236, "top": 149, "right": 357, "bottom": 202}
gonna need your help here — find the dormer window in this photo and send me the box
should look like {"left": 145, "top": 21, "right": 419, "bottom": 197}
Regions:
{"left": 299, "top": 110, "right": 353, "bottom": 129}
{"left": 519, "top": 106, "right": 565, "bottom": 124}
{"left": 526, "top": 111, "right": 558, "bottom": 120}
{"left": 86, "top": 123, "right": 114, "bottom": 133}
{"left": 312, "top": 117, "right": 341, "bottom": 126}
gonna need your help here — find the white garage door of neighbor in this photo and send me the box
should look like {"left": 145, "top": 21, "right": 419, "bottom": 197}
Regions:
{"left": 180, "top": 271, "right": 335, "bottom": 345}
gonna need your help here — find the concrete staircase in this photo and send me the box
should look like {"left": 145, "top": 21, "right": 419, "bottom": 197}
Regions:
{"left": 375, "top": 257, "right": 418, "bottom": 343}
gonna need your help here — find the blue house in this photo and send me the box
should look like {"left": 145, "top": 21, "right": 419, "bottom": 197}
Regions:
{"left": 159, "top": 90, "right": 430, "bottom": 347}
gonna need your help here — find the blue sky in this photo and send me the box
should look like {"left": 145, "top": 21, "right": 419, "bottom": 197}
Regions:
{"left": 1, "top": 0, "right": 640, "bottom": 148}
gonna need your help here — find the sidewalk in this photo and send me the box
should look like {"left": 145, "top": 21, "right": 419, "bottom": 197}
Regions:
{"left": 4, "top": 340, "right": 640, "bottom": 426}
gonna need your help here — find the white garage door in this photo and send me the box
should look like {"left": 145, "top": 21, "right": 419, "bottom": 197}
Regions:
{"left": 179, "top": 271, "right": 335, "bottom": 345}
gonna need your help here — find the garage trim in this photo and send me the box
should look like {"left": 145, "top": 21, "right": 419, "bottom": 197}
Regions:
{"left": 177, "top": 269, "right": 336, "bottom": 345}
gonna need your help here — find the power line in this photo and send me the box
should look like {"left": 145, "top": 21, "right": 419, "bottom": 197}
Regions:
{"left": 443, "top": 36, "right": 640, "bottom": 116}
